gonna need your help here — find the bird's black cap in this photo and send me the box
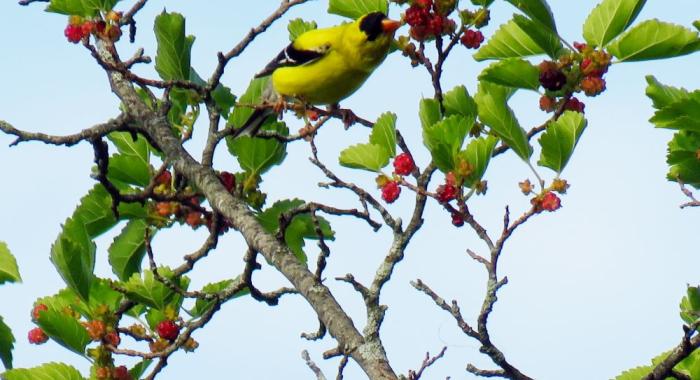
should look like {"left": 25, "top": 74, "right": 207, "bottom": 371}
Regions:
{"left": 359, "top": 12, "right": 387, "bottom": 41}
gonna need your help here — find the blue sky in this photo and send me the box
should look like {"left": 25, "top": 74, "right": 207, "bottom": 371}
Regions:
{"left": 1, "top": 1, "right": 700, "bottom": 379}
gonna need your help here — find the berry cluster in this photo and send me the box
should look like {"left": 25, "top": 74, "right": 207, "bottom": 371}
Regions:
{"left": 404, "top": 0, "right": 456, "bottom": 41}
{"left": 152, "top": 170, "right": 234, "bottom": 232}
{"left": 63, "top": 11, "right": 122, "bottom": 44}
{"left": 156, "top": 319, "right": 180, "bottom": 342}
{"left": 95, "top": 365, "right": 132, "bottom": 380}
{"left": 537, "top": 42, "right": 612, "bottom": 114}
{"left": 520, "top": 178, "right": 569, "bottom": 213}
{"left": 460, "top": 29, "right": 484, "bottom": 49}
{"left": 377, "top": 153, "right": 416, "bottom": 203}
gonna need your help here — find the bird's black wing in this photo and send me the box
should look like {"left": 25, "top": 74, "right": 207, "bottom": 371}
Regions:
{"left": 255, "top": 43, "right": 329, "bottom": 78}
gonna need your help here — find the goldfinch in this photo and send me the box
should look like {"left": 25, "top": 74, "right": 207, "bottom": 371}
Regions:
{"left": 238, "top": 12, "right": 401, "bottom": 135}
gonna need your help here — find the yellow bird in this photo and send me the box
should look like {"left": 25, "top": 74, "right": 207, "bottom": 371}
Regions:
{"left": 239, "top": 12, "right": 401, "bottom": 135}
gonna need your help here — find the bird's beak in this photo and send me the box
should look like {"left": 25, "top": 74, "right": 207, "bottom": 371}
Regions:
{"left": 381, "top": 19, "right": 401, "bottom": 34}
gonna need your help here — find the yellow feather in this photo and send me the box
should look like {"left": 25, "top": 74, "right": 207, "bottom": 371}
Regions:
{"left": 271, "top": 15, "right": 395, "bottom": 105}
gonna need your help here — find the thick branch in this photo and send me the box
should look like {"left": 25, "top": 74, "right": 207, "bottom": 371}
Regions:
{"left": 97, "top": 40, "right": 398, "bottom": 380}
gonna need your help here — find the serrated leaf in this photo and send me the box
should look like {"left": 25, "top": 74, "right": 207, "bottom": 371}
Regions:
{"left": 475, "top": 82, "right": 532, "bottom": 161}
{"left": 108, "top": 220, "right": 149, "bottom": 281}
{"left": 457, "top": 136, "right": 498, "bottom": 187}
{"left": 50, "top": 218, "right": 95, "bottom": 301}
{"left": 288, "top": 18, "right": 318, "bottom": 41}
{"left": 419, "top": 98, "right": 442, "bottom": 129}
{"left": 613, "top": 365, "right": 652, "bottom": 379}
{"left": 34, "top": 288, "right": 87, "bottom": 321}
{"left": 87, "top": 279, "right": 123, "bottom": 316}
{"left": 339, "top": 143, "right": 390, "bottom": 172}
{"left": 36, "top": 310, "right": 91, "bottom": 356}
{"left": 256, "top": 199, "right": 335, "bottom": 262}
{"left": 479, "top": 58, "right": 540, "bottom": 90}
{"left": 108, "top": 132, "right": 149, "bottom": 163}
{"left": 651, "top": 91, "right": 700, "bottom": 132}
{"left": 422, "top": 115, "right": 472, "bottom": 173}
{"left": 582, "top": 0, "right": 646, "bottom": 47}
{"left": 129, "top": 360, "right": 152, "bottom": 380}
{"left": 645, "top": 75, "right": 689, "bottom": 110}
{"left": 328, "top": 0, "right": 388, "bottom": 19}
{"left": 189, "top": 279, "right": 249, "bottom": 318}
{"left": 122, "top": 268, "right": 186, "bottom": 310}
{"left": 666, "top": 131, "right": 700, "bottom": 188}
{"left": 211, "top": 84, "right": 236, "bottom": 119}
{"left": 107, "top": 154, "right": 151, "bottom": 188}
{"left": 608, "top": 20, "right": 700, "bottom": 62}
{"left": 46, "top": 0, "right": 118, "bottom": 16}
{"left": 537, "top": 111, "right": 587, "bottom": 173}
{"left": 369, "top": 112, "right": 397, "bottom": 158}
{"left": 0, "top": 242, "right": 20, "bottom": 284}
{"left": 71, "top": 185, "right": 146, "bottom": 239}
{"left": 2, "top": 362, "right": 85, "bottom": 380}
{"left": 443, "top": 85, "right": 477, "bottom": 120}
{"left": 680, "top": 286, "right": 700, "bottom": 324}
{"left": 474, "top": 14, "right": 563, "bottom": 61}
{"left": 228, "top": 119, "right": 288, "bottom": 175}
{"left": 154, "top": 11, "right": 193, "bottom": 81}
{"left": 504, "top": 0, "right": 557, "bottom": 32}
{"left": 0, "top": 316, "right": 14, "bottom": 370}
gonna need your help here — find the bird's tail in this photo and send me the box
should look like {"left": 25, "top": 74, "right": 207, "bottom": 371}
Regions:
{"left": 234, "top": 79, "right": 278, "bottom": 138}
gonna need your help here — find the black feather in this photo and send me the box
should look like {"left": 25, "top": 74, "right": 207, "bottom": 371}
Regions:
{"left": 359, "top": 12, "right": 387, "bottom": 42}
{"left": 255, "top": 43, "right": 326, "bottom": 78}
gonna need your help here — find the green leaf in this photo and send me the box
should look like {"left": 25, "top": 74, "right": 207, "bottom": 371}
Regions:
{"left": 537, "top": 111, "right": 587, "bottom": 173}
{"left": 339, "top": 143, "right": 390, "bottom": 172}
{"left": 607, "top": 20, "right": 700, "bottom": 62}
{"left": 369, "top": 112, "right": 397, "bottom": 158}
{"left": 694, "top": 20, "right": 700, "bottom": 32}
{"left": 651, "top": 91, "right": 700, "bottom": 132}
{"left": 229, "top": 77, "right": 270, "bottom": 129}
{"left": 189, "top": 279, "right": 249, "bottom": 318}
{"left": 87, "top": 279, "right": 124, "bottom": 316}
{"left": 154, "top": 11, "right": 194, "bottom": 81}
{"left": 328, "top": 0, "right": 388, "bottom": 19}
{"left": 419, "top": 98, "right": 442, "bottom": 129}
{"left": 50, "top": 218, "right": 95, "bottom": 301}
{"left": 2, "top": 362, "right": 85, "bottom": 380}
{"left": 46, "top": 0, "right": 118, "bottom": 16}
{"left": 108, "top": 132, "right": 149, "bottom": 163}
{"left": 228, "top": 120, "right": 289, "bottom": 176}
{"left": 0, "top": 242, "right": 21, "bottom": 284}
{"left": 503, "top": 0, "right": 557, "bottom": 32}
{"left": 458, "top": 136, "right": 499, "bottom": 187}
{"left": 422, "top": 115, "right": 472, "bottom": 173}
{"left": 108, "top": 220, "right": 149, "bottom": 281}
{"left": 479, "top": 58, "right": 540, "bottom": 90}
{"left": 471, "top": 0, "right": 495, "bottom": 6}
{"left": 211, "top": 84, "right": 237, "bottom": 119}
{"left": 681, "top": 286, "right": 700, "bottom": 324}
{"left": 70, "top": 185, "right": 146, "bottom": 239}
{"left": 443, "top": 85, "right": 478, "bottom": 120}
{"left": 475, "top": 81, "right": 532, "bottom": 161}
{"left": 129, "top": 360, "right": 152, "bottom": 380}
{"left": 582, "top": 0, "right": 646, "bottom": 48}
{"left": 107, "top": 154, "right": 151, "bottom": 188}
{"left": 613, "top": 365, "right": 652, "bottom": 380}
{"left": 666, "top": 131, "right": 700, "bottom": 188}
{"left": 474, "top": 14, "right": 563, "bottom": 61}
{"left": 645, "top": 75, "right": 690, "bottom": 110}
{"left": 36, "top": 310, "right": 91, "bottom": 356}
{"left": 256, "top": 199, "right": 335, "bottom": 262}
{"left": 34, "top": 288, "right": 87, "bottom": 321}
{"left": 0, "top": 317, "right": 14, "bottom": 370}
{"left": 288, "top": 18, "right": 318, "bottom": 41}
{"left": 123, "top": 268, "right": 186, "bottom": 310}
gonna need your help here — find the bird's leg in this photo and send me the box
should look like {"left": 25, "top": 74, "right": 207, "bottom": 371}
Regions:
{"left": 328, "top": 103, "right": 358, "bottom": 129}
{"left": 272, "top": 97, "right": 288, "bottom": 117}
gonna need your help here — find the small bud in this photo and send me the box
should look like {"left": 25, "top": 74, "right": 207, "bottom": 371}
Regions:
{"left": 551, "top": 178, "right": 570, "bottom": 194}
{"left": 519, "top": 179, "right": 533, "bottom": 195}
